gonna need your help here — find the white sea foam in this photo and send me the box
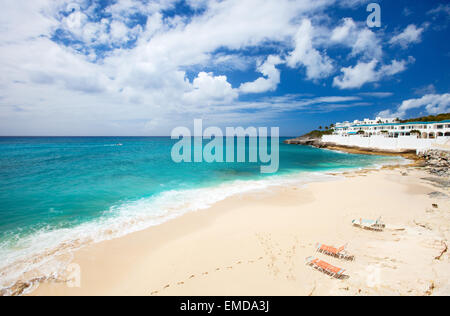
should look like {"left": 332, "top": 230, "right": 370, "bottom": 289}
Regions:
{"left": 0, "top": 157, "right": 406, "bottom": 295}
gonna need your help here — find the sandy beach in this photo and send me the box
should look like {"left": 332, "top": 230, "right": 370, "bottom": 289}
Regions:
{"left": 31, "top": 165, "right": 449, "bottom": 296}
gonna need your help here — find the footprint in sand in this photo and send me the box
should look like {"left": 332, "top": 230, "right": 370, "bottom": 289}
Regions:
{"left": 174, "top": 256, "right": 265, "bottom": 288}
{"left": 150, "top": 291, "right": 159, "bottom": 295}
{"left": 164, "top": 285, "right": 170, "bottom": 289}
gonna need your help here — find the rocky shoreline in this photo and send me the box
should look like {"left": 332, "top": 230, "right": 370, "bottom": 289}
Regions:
{"left": 284, "top": 137, "right": 450, "bottom": 177}
{"left": 284, "top": 137, "right": 417, "bottom": 157}
{"left": 417, "top": 150, "right": 450, "bottom": 177}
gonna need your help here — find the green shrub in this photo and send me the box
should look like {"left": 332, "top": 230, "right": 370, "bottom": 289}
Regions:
{"left": 400, "top": 113, "right": 450, "bottom": 123}
{"left": 301, "top": 129, "right": 334, "bottom": 138}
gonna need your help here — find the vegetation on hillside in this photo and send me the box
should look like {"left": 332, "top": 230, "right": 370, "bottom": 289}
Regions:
{"left": 301, "top": 129, "right": 334, "bottom": 138}
{"left": 400, "top": 113, "right": 450, "bottom": 123}
{"left": 299, "top": 113, "right": 449, "bottom": 139}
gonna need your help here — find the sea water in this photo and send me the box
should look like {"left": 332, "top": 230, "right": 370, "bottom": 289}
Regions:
{"left": 0, "top": 137, "right": 404, "bottom": 293}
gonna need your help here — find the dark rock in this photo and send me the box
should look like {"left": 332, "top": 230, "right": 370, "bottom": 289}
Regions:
{"left": 418, "top": 150, "right": 450, "bottom": 177}
{"left": 428, "top": 191, "right": 448, "bottom": 199}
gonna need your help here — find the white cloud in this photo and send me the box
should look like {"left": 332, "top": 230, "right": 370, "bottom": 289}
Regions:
{"left": 63, "top": 10, "right": 87, "bottom": 32}
{"left": 333, "top": 59, "right": 378, "bottom": 89}
{"left": 110, "top": 21, "right": 130, "bottom": 41}
{"left": 379, "top": 94, "right": 450, "bottom": 118}
{"left": 183, "top": 72, "right": 238, "bottom": 106}
{"left": 333, "top": 58, "right": 410, "bottom": 89}
{"left": 413, "top": 84, "right": 436, "bottom": 96}
{"left": 208, "top": 54, "right": 253, "bottom": 72}
{"left": 330, "top": 18, "right": 382, "bottom": 60}
{"left": 389, "top": 24, "right": 425, "bottom": 49}
{"left": 352, "top": 28, "right": 382, "bottom": 59}
{"left": 330, "top": 18, "right": 355, "bottom": 42}
{"left": 186, "top": 0, "right": 211, "bottom": 10}
{"left": 58, "top": 4, "right": 146, "bottom": 48}
{"left": 240, "top": 55, "right": 283, "bottom": 94}
{"left": 359, "top": 92, "right": 393, "bottom": 98}
{"left": 105, "top": 0, "right": 178, "bottom": 21}
{"left": 427, "top": 4, "right": 450, "bottom": 17}
{"left": 286, "top": 19, "right": 334, "bottom": 80}
{"left": 0, "top": 0, "right": 423, "bottom": 135}
{"left": 338, "top": 0, "right": 370, "bottom": 7}
{"left": 379, "top": 59, "right": 408, "bottom": 76}
{"left": 0, "top": 0, "right": 61, "bottom": 43}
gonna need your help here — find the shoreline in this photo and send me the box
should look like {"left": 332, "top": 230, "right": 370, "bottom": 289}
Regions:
{"left": 28, "top": 162, "right": 449, "bottom": 296}
{"left": 284, "top": 137, "right": 423, "bottom": 162}
{"left": 318, "top": 144, "right": 421, "bottom": 161}
{"left": 0, "top": 169, "right": 369, "bottom": 296}
{"left": 0, "top": 152, "right": 406, "bottom": 296}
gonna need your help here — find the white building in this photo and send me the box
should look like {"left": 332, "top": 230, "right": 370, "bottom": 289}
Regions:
{"left": 332, "top": 117, "right": 450, "bottom": 139}
{"left": 335, "top": 117, "right": 397, "bottom": 129}
{"left": 324, "top": 117, "right": 450, "bottom": 153}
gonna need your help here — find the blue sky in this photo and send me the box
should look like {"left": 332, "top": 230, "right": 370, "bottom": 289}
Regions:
{"left": 0, "top": 0, "right": 449, "bottom": 136}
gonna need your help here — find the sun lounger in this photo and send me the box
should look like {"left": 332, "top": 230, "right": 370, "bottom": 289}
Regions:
{"left": 315, "top": 243, "right": 354, "bottom": 261}
{"left": 305, "top": 257, "right": 346, "bottom": 279}
{"left": 352, "top": 217, "right": 385, "bottom": 231}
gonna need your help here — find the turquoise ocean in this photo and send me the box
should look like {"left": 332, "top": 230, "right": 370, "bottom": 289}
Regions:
{"left": 0, "top": 137, "right": 404, "bottom": 293}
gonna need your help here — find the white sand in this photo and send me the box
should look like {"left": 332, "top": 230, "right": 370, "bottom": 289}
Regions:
{"left": 31, "top": 166, "right": 450, "bottom": 296}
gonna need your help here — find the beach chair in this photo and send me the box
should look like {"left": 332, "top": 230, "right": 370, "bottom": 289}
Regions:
{"left": 315, "top": 243, "right": 354, "bottom": 261}
{"left": 352, "top": 217, "right": 385, "bottom": 231}
{"left": 305, "top": 257, "right": 346, "bottom": 279}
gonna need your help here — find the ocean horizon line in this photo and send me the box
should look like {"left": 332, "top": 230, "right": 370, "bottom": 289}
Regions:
{"left": 0, "top": 136, "right": 299, "bottom": 138}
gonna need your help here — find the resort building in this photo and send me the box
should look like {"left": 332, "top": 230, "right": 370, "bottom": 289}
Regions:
{"left": 332, "top": 117, "right": 450, "bottom": 139}
{"left": 323, "top": 117, "right": 450, "bottom": 153}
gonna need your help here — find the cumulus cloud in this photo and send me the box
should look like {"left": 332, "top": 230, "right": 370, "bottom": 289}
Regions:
{"left": 240, "top": 55, "right": 283, "bottom": 94}
{"left": 183, "top": 72, "right": 238, "bottom": 106}
{"left": 333, "top": 59, "right": 378, "bottom": 89}
{"left": 110, "top": 21, "right": 131, "bottom": 41}
{"left": 330, "top": 18, "right": 356, "bottom": 42}
{"left": 333, "top": 58, "right": 411, "bottom": 89}
{"left": 389, "top": 24, "right": 425, "bottom": 49}
{"left": 378, "top": 94, "right": 450, "bottom": 118}
{"left": 379, "top": 59, "right": 409, "bottom": 76}
{"left": 57, "top": 3, "right": 145, "bottom": 49}
{"left": 352, "top": 28, "right": 382, "bottom": 59}
{"left": 330, "top": 18, "right": 382, "bottom": 60}
{"left": 1, "top": 0, "right": 338, "bottom": 134}
{"left": 0, "top": 0, "right": 425, "bottom": 135}
{"left": 286, "top": 19, "right": 334, "bottom": 80}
